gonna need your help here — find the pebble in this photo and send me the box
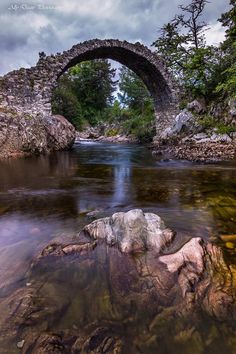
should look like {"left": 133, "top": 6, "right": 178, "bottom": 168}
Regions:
{"left": 225, "top": 242, "right": 235, "bottom": 249}
{"left": 17, "top": 340, "right": 25, "bottom": 349}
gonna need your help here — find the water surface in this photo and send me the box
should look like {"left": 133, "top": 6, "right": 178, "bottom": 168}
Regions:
{"left": 0, "top": 142, "right": 236, "bottom": 353}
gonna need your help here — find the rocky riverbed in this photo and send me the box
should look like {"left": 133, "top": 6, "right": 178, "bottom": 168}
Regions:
{"left": 0, "top": 209, "right": 235, "bottom": 354}
{"left": 76, "top": 106, "right": 236, "bottom": 162}
{"left": 75, "top": 124, "right": 137, "bottom": 144}
{"left": 152, "top": 108, "right": 236, "bottom": 162}
{"left": 152, "top": 139, "right": 236, "bottom": 162}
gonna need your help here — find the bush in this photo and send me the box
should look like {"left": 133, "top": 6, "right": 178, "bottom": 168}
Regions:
{"left": 121, "top": 110, "right": 155, "bottom": 143}
{"left": 198, "top": 115, "right": 236, "bottom": 134}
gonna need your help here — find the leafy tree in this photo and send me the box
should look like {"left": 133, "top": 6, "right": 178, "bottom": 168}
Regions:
{"left": 152, "top": 0, "right": 216, "bottom": 99}
{"left": 118, "top": 66, "right": 153, "bottom": 112}
{"left": 52, "top": 74, "right": 83, "bottom": 129}
{"left": 118, "top": 66, "right": 156, "bottom": 143}
{"left": 219, "top": 0, "right": 236, "bottom": 52}
{"left": 152, "top": 19, "right": 189, "bottom": 76}
{"left": 70, "top": 60, "right": 117, "bottom": 115}
{"left": 215, "top": 0, "right": 236, "bottom": 98}
{"left": 184, "top": 46, "right": 220, "bottom": 97}
{"left": 52, "top": 59, "right": 117, "bottom": 128}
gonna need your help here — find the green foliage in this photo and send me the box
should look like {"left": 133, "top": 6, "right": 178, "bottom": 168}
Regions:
{"left": 152, "top": 0, "right": 209, "bottom": 88}
{"left": 198, "top": 115, "right": 217, "bottom": 129}
{"left": 198, "top": 115, "right": 236, "bottom": 134}
{"left": 215, "top": 2, "right": 236, "bottom": 99}
{"left": 118, "top": 66, "right": 153, "bottom": 111}
{"left": 106, "top": 128, "right": 120, "bottom": 137}
{"left": 52, "top": 59, "right": 117, "bottom": 129}
{"left": 183, "top": 46, "right": 219, "bottom": 97}
{"left": 215, "top": 62, "right": 236, "bottom": 98}
{"left": 52, "top": 75, "right": 83, "bottom": 130}
{"left": 118, "top": 66, "right": 156, "bottom": 143}
{"left": 69, "top": 60, "right": 117, "bottom": 118}
{"left": 216, "top": 124, "right": 236, "bottom": 135}
{"left": 152, "top": 0, "right": 236, "bottom": 105}
{"left": 152, "top": 20, "right": 189, "bottom": 76}
{"left": 219, "top": 0, "right": 236, "bottom": 52}
{"left": 122, "top": 112, "right": 156, "bottom": 143}
{"left": 52, "top": 60, "right": 155, "bottom": 142}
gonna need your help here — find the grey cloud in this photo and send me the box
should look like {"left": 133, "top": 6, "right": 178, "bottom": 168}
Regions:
{"left": 0, "top": 0, "right": 230, "bottom": 75}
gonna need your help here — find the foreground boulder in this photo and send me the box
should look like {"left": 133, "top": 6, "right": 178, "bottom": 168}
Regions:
{"left": 83, "top": 209, "right": 175, "bottom": 253}
{"left": 0, "top": 210, "right": 236, "bottom": 353}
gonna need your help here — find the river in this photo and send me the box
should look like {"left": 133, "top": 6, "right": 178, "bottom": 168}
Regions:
{"left": 0, "top": 141, "right": 236, "bottom": 353}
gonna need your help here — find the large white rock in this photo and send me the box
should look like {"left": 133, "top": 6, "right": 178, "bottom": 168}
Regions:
{"left": 210, "top": 133, "right": 232, "bottom": 143}
{"left": 160, "top": 110, "right": 196, "bottom": 139}
{"left": 83, "top": 209, "right": 175, "bottom": 254}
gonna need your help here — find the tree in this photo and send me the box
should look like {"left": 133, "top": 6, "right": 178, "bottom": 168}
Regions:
{"left": 118, "top": 66, "right": 152, "bottom": 113}
{"left": 52, "top": 59, "right": 117, "bottom": 127}
{"left": 177, "top": 0, "right": 209, "bottom": 50}
{"left": 219, "top": 0, "right": 236, "bottom": 52}
{"left": 152, "top": 19, "right": 189, "bottom": 76}
{"left": 70, "top": 60, "right": 117, "bottom": 114}
{"left": 152, "top": 0, "right": 215, "bottom": 99}
{"left": 118, "top": 66, "right": 156, "bottom": 143}
{"left": 215, "top": 0, "right": 236, "bottom": 98}
{"left": 52, "top": 74, "right": 83, "bottom": 129}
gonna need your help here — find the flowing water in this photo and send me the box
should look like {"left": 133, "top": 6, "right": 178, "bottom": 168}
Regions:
{"left": 0, "top": 141, "right": 236, "bottom": 353}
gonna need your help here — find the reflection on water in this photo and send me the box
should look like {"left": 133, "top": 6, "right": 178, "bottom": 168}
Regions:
{"left": 113, "top": 165, "right": 131, "bottom": 205}
{"left": 0, "top": 142, "right": 236, "bottom": 285}
{"left": 0, "top": 142, "right": 236, "bottom": 352}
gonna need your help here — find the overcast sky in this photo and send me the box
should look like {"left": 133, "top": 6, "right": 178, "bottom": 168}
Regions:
{"left": 0, "top": 0, "right": 230, "bottom": 76}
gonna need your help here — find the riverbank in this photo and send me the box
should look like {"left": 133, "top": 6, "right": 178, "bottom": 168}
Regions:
{"left": 76, "top": 129, "right": 236, "bottom": 162}
{"left": 0, "top": 110, "right": 76, "bottom": 160}
{"left": 151, "top": 139, "right": 236, "bottom": 162}
{"left": 150, "top": 108, "right": 236, "bottom": 162}
{"left": 75, "top": 125, "right": 138, "bottom": 144}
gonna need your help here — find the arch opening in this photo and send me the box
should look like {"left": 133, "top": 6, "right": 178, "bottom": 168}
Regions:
{"left": 52, "top": 58, "right": 157, "bottom": 143}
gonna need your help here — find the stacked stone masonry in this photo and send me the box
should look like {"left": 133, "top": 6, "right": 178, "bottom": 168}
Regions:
{"left": 0, "top": 39, "right": 179, "bottom": 156}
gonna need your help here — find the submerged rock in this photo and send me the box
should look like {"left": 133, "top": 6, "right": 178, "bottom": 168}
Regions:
{"left": 1, "top": 210, "right": 236, "bottom": 353}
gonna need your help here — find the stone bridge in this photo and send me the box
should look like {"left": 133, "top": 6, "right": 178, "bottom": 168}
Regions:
{"left": 0, "top": 39, "right": 179, "bottom": 156}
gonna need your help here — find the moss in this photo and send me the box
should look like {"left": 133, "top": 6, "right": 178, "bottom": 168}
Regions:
{"left": 24, "top": 114, "right": 33, "bottom": 120}
{"left": 0, "top": 107, "right": 17, "bottom": 115}
{"left": 179, "top": 99, "right": 188, "bottom": 110}
{"left": 29, "top": 77, "right": 35, "bottom": 90}
{"left": 106, "top": 128, "right": 119, "bottom": 137}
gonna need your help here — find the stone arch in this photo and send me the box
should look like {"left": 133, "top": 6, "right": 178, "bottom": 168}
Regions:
{"left": 0, "top": 39, "right": 179, "bottom": 137}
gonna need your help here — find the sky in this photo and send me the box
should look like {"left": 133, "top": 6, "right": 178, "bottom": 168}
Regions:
{"left": 0, "top": 0, "right": 230, "bottom": 76}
